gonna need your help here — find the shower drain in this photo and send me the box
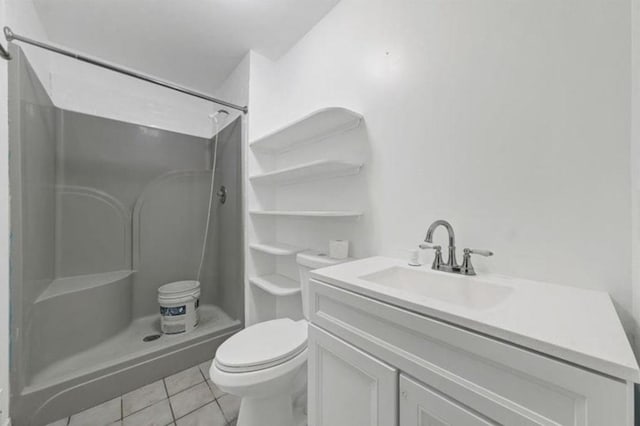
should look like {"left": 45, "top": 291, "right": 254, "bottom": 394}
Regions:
{"left": 143, "top": 334, "right": 162, "bottom": 342}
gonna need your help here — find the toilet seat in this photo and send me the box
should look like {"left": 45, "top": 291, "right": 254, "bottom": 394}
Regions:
{"left": 215, "top": 318, "right": 307, "bottom": 373}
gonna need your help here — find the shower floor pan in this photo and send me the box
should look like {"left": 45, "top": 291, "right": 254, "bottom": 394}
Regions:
{"left": 16, "top": 304, "right": 241, "bottom": 426}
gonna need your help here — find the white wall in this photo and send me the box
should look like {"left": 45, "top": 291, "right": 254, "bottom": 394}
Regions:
{"left": 32, "top": 0, "right": 341, "bottom": 93}
{"left": 248, "top": 0, "right": 635, "bottom": 335}
{"left": 5, "top": 0, "right": 52, "bottom": 93}
{"left": 215, "top": 53, "right": 250, "bottom": 112}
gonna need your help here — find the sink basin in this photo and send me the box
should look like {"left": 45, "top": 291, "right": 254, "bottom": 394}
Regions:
{"left": 359, "top": 266, "right": 513, "bottom": 310}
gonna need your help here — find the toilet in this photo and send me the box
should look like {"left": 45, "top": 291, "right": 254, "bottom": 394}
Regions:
{"left": 210, "top": 250, "right": 352, "bottom": 426}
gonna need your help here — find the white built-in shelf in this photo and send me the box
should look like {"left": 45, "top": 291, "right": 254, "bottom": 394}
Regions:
{"left": 249, "top": 274, "right": 301, "bottom": 296}
{"left": 250, "top": 210, "right": 363, "bottom": 218}
{"left": 249, "top": 242, "right": 305, "bottom": 256}
{"left": 250, "top": 107, "right": 363, "bottom": 153}
{"left": 250, "top": 160, "right": 363, "bottom": 186}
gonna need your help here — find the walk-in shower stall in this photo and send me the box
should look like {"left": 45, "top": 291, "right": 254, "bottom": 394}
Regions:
{"left": 8, "top": 47, "right": 244, "bottom": 425}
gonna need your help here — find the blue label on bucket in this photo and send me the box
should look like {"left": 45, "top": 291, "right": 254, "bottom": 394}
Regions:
{"left": 160, "top": 305, "right": 186, "bottom": 316}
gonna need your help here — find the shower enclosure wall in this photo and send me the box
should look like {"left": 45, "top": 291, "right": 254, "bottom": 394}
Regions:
{"left": 8, "top": 47, "right": 244, "bottom": 425}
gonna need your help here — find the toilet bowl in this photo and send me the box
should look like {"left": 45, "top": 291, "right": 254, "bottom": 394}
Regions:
{"left": 209, "top": 250, "right": 353, "bottom": 426}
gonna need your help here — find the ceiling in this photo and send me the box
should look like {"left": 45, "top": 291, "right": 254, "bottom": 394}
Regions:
{"left": 33, "top": 0, "right": 340, "bottom": 92}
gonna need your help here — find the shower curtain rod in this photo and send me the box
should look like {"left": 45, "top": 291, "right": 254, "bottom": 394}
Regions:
{"left": 0, "top": 26, "right": 249, "bottom": 114}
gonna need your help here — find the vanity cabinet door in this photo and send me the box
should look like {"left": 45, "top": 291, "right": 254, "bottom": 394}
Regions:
{"left": 308, "top": 324, "right": 398, "bottom": 426}
{"left": 399, "top": 374, "right": 496, "bottom": 426}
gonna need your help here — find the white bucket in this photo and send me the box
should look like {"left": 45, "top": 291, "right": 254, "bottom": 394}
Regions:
{"left": 158, "top": 280, "right": 201, "bottom": 334}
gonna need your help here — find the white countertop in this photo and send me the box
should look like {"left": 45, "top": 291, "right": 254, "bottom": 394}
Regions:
{"left": 311, "top": 256, "right": 640, "bottom": 382}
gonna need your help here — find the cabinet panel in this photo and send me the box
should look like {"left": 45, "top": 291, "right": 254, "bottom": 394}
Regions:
{"left": 400, "top": 374, "right": 496, "bottom": 426}
{"left": 308, "top": 324, "right": 398, "bottom": 426}
{"left": 310, "top": 279, "right": 632, "bottom": 425}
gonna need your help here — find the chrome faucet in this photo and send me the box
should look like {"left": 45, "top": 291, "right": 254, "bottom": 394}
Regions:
{"left": 419, "top": 220, "right": 493, "bottom": 276}
{"left": 420, "top": 220, "right": 458, "bottom": 272}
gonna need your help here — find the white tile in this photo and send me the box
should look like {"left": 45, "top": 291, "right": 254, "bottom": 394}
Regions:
{"left": 122, "top": 399, "right": 172, "bottom": 426}
{"left": 216, "top": 394, "right": 241, "bottom": 423}
{"left": 164, "top": 366, "right": 204, "bottom": 396}
{"left": 123, "top": 380, "right": 167, "bottom": 416}
{"left": 198, "top": 359, "right": 212, "bottom": 380}
{"left": 206, "top": 379, "right": 226, "bottom": 399}
{"left": 175, "top": 402, "right": 226, "bottom": 426}
{"left": 46, "top": 419, "right": 68, "bottom": 426}
{"left": 69, "top": 397, "right": 121, "bottom": 426}
{"left": 169, "top": 382, "right": 215, "bottom": 419}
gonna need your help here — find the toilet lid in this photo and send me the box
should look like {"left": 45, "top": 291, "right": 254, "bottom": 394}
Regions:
{"left": 215, "top": 319, "right": 308, "bottom": 373}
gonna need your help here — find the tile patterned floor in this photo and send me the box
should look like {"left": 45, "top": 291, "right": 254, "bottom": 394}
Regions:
{"left": 46, "top": 359, "right": 240, "bottom": 426}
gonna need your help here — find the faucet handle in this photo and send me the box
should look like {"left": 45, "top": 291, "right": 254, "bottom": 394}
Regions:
{"left": 464, "top": 248, "right": 493, "bottom": 257}
{"left": 460, "top": 248, "right": 493, "bottom": 275}
{"left": 420, "top": 243, "right": 444, "bottom": 269}
{"left": 419, "top": 243, "right": 441, "bottom": 251}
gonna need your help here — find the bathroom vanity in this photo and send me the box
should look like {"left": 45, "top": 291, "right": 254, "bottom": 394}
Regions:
{"left": 308, "top": 257, "right": 639, "bottom": 426}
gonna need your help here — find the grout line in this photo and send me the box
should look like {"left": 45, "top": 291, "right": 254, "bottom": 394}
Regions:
{"left": 199, "top": 364, "right": 208, "bottom": 381}
{"left": 170, "top": 381, "right": 215, "bottom": 420}
{"left": 217, "top": 395, "right": 240, "bottom": 426}
{"left": 168, "top": 367, "right": 217, "bottom": 422}
{"left": 203, "top": 378, "right": 213, "bottom": 394}
{"left": 120, "top": 381, "right": 167, "bottom": 419}
{"left": 216, "top": 398, "right": 232, "bottom": 424}
{"left": 199, "top": 364, "right": 214, "bottom": 393}
{"left": 164, "top": 365, "right": 208, "bottom": 398}
{"left": 199, "top": 359, "right": 224, "bottom": 400}
{"left": 70, "top": 366, "right": 213, "bottom": 425}
{"left": 166, "top": 377, "right": 206, "bottom": 398}
{"left": 160, "top": 379, "right": 170, "bottom": 399}
{"left": 122, "top": 398, "right": 172, "bottom": 424}
{"left": 122, "top": 397, "right": 168, "bottom": 419}
{"left": 173, "top": 399, "right": 217, "bottom": 422}
{"left": 163, "top": 379, "right": 177, "bottom": 422}
{"left": 205, "top": 381, "right": 228, "bottom": 402}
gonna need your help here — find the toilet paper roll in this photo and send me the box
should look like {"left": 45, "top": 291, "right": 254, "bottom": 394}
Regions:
{"left": 329, "top": 240, "right": 349, "bottom": 259}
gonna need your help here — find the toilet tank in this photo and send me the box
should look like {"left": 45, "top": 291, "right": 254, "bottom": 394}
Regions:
{"left": 296, "top": 250, "right": 354, "bottom": 320}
